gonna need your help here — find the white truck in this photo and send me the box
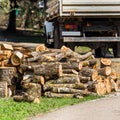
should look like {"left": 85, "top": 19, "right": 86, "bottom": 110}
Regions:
{"left": 44, "top": 0, "right": 120, "bottom": 57}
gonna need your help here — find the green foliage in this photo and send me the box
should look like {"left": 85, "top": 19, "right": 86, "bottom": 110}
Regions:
{"left": 0, "top": 95, "right": 102, "bottom": 120}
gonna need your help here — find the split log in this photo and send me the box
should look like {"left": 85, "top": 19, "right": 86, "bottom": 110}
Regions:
{"left": 100, "top": 58, "right": 112, "bottom": 67}
{"left": 11, "top": 51, "right": 23, "bottom": 66}
{"left": 1, "top": 43, "right": 13, "bottom": 50}
{"left": 61, "top": 46, "right": 93, "bottom": 61}
{"left": 79, "top": 67, "right": 98, "bottom": 81}
{"left": 48, "top": 75, "right": 80, "bottom": 84}
{"left": 44, "top": 92, "right": 75, "bottom": 98}
{"left": 98, "top": 66, "right": 111, "bottom": 76}
{"left": 43, "top": 83, "right": 85, "bottom": 91}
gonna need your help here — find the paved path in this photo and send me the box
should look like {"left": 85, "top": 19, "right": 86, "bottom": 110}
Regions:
{"left": 31, "top": 93, "right": 120, "bottom": 120}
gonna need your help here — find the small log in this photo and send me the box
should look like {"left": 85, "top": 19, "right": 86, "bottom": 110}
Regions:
{"left": 98, "top": 66, "right": 111, "bottom": 76}
{"left": 79, "top": 67, "right": 98, "bottom": 81}
{"left": 13, "top": 95, "right": 24, "bottom": 102}
{"left": 79, "top": 76, "right": 91, "bottom": 83}
{"left": 1, "top": 43, "right": 13, "bottom": 50}
{"left": 95, "top": 81, "right": 107, "bottom": 95}
{"left": 81, "top": 59, "right": 97, "bottom": 68}
{"left": 11, "top": 51, "right": 23, "bottom": 66}
{"left": 44, "top": 92, "right": 74, "bottom": 98}
{"left": 86, "top": 81, "right": 96, "bottom": 92}
{"left": 44, "top": 83, "right": 85, "bottom": 91}
{"left": 61, "top": 46, "right": 93, "bottom": 61}
{"left": 100, "top": 58, "right": 112, "bottom": 67}
{"left": 3, "top": 50, "right": 12, "bottom": 59}
{"left": 62, "top": 69, "right": 78, "bottom": 75}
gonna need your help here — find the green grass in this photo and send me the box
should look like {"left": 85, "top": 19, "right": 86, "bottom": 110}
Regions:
{"left": 0, "top": 95, "right": 102, "bottom": 120}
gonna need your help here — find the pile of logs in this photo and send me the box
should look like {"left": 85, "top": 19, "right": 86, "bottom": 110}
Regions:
{"left": 0, "top": 42, "right": 119, "bottom": 103}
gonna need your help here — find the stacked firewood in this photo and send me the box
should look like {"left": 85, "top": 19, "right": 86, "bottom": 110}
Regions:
{"left": 0, "top": 42, "right": 119, "bottom": 102}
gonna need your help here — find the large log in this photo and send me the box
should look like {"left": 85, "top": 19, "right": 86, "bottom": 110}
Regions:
{"left": 33, "top": 62, "right": 62, "bottom": 79}
{"left": 100, "top": 58, "right": 112, "bottom": 68}
{"left": 44, "top": 83, "right": 85, "bottom": 91}
{"left": 104, "top": 78, "right": 111, "bottom": 94}
{"left": 79, "top": 67, "right": 98, "bottom": 81}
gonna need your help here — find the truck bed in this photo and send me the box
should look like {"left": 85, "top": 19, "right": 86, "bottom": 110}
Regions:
{"left": 46, "top": 0, "right": 120, "bottom": 20}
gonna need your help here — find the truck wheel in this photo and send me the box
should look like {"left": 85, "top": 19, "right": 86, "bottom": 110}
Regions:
{"left": 54, "top": 21, "right": 63, "bottom": 49}
{"left": 113, "top": 42, "right": 120, "bottom": 58}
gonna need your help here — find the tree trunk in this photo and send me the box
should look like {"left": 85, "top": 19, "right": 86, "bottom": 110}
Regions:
{"left": 7, "top": 0, "right": 17, "bottom": 32}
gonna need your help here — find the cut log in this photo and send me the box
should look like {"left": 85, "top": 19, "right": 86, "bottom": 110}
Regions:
{"left": 81, "top": 59, "right": 97, "bottom": 68}
{"left": 33, "top": 62, "right": 62, "bottom": 79}
{"left": 13, "top": 95, "right": 24, "bottom": 102}
{"left": 98, "top": 66, "right": 111, "bottom": 76}
{"left": 61, "top": 46, "right": 93, "bottom": 61}
{"left": 0, "top": 67, "right": 17, "bottom": 85}
{"left": 44, "top": 92, "right": 74, "bottom": 98}
{"left": 61, "top": 62, "right": 82, "bottom": 71}
{"left": 48, "top": 74, "right": 80, "bottom": 84}
{"left": 44, "top": 83, "right": 85, "bottom": 91}
{"left": 36, "top": 44, "right": 46, "bottom": 52}
{"left": 79, "top": 76, "right": 91, "bottom": 83}
{"left": 100, "top": 58, "right": 112, "bottom": 67}
{"left": 3, "top": 50, "right": 12, "bottom": 59}
{"left": 11, "top": 51, "right": 23, "bottom": 66}
{"left": 52, "top": 87, "right": 87, "bottom": 95}
{"left": 22, "top": 83, "right": 41, "bottom": 102}
{"left": 95, "top": 81, "right": 107, "bottom": 95}
{"left": 79, "top": 67, "right": 98, "bottom": 81}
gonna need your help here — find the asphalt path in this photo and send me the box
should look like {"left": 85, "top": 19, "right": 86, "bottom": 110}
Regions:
{"left": 31, "top": 93, "right": 120, "bottom": 120}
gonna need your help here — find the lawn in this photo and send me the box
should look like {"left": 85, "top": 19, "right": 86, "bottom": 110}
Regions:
{"left": 0, "top": 95, "right": 102, "bottom": 120}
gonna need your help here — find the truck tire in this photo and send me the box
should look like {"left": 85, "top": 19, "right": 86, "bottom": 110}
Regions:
{"left": 54, "top": 21, "right": 63, "bottom": 49}
{"left": 113, "top": 42, "right": 120, "bottom": 58}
